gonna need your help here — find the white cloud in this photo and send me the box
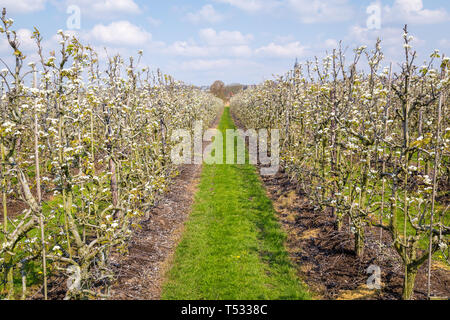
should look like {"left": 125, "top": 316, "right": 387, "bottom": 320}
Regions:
{"left": 229, "top": 45, "right": 253, "bottom": 57}
{"left": 180, "top": 59, "right": 234, "bottom": 71}
{"left": 165, "top": 42, "right": 252, "bottom": 58}
{"left": 87, "top": 21, "right": 151, "bottom": 46}
{"left": 347, "top": 25, "right": 423, "bottom": 48}
{"left": 65, "top": 0, "right": 141, "bottom": 16}
{"left": 256, "top": 41, "right": 307, "bottom": 58}
{"left": 346, "top": 25, "right": 425, "bottom": 62}
{"left": 164, "top": 28, "right": 253, "bottom": 59}
{"left": 324, "top": 38, "right": 339, "bottom": 49}
{"left": 439, "top": 39, "right": 450, "bottom": 48}
{"left": 288, "top": 0, "right": 354, "bottom": 23}
{"left": 16, "top": 28, "right": 36, "bottom": 51}
{"left": 91, "top": 0, "right": 140, "bottom": 14}
{"left": 213, "top": 0, "right": 280, "bottom": 12}
{"left": 178, "top": 58, "right": 259, "bottom": 72}
{"left": 166, "top": 41, "right": 215, "bottom": 57}
{"left": 274, "top": 35, "right": 296, "bottom": 43}
{"left": 186, "top": 5, "right": 224, "bottom": 24}
{"left": 148, "top": 17, "right": 161, "bottom": 27}
{"left": 0, "top": 37, "right": 10, "bottom": 53}
{"left": 396, "top": 0, "right": 423, "bottom": 12}
{"left": 384, "top": 0, "right": 448, "bottom": 24}
{"left": 199, "top": 28, "right": 253, "bottom": 46}
{"left": 1, "top": 0, "right": 47, "bottom": 13}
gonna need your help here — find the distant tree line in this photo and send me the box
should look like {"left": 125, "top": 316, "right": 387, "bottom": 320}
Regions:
{"left": 210, "top": 80, "right": 247, "bottom": 101}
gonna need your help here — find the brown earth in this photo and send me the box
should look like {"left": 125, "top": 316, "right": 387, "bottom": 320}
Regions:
{"left": 29, "top": 157, "right": 207, "bottom": 300}
{"left": 109, "top": 109, "right": 224, "bottom": 300}
{"left": 261, "top": 167, "right": 450, "bottom": 300}
{"left": 109, "top": 162, "right": 203, "bottom": 299}
{"left": 29, "top": 105, "right": 449, "bottom": 300}
{"left": 0, "top": 185, "right": 54, "bottom": 223}
{"left": 230, "top": 108, "right": 449, "bottom": 300}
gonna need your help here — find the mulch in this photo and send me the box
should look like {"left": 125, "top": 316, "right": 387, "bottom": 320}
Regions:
{"left": 109, "top": 162, "right": 203, "bottom": 300}
{"left": 109, "top": 109, "right": 224, "bottom": 300}
{"left": 230, "top": 109, "right": 449, "bottom": 300}
{"left": 261, "top": 170, "right": 450, "bottom": 300}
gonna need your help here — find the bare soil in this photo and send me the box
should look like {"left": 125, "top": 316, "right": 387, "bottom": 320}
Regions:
{"left": 0, "top": 188, "right": 54, "bottom": 223}
{"left": 261, "top": 169, "right": 450, "bottom": 300}
{"left": 109, "top": 109, "right": 224, "bottom": 300}
{"left": 29, "top": 105, "right": 449, "bottom": 300}
{"left": 30, "top": 159, "right": 207, "bottom": 300}
{"left": 109, "top": 163, "right": 203, "bottom": 299}
{"left": 230, "top": 108, "right": 449, "bottom": 300}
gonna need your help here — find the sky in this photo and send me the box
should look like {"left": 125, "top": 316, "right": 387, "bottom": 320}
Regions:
{"left": 1, "top": 0, "right": 450, "bottom": 86}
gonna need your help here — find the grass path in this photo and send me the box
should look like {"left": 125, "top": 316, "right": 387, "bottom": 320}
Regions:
{"left": 161, "top": 107, "right": 310, "bottom": 300}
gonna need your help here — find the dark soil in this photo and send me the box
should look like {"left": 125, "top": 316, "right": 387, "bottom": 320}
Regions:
{"left": 0, "top": 188, "right": 53, "bottom": 223}
{"left": 230, "top": 108, "right": 449, "bottom": 300}
{"left": 109, "top": 162, "right": 203, "bottom": 299}
{"left": 261, "top": 170, "right": 450, "bottom": 300}
{"left": 109, "top": 109, "right": 224, "bottom": 300}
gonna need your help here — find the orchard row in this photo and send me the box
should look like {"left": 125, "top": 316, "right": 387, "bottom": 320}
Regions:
{"left": 0, "top": 12, "right": 222, "bottom": 299}
{"left": 231, "top": 26, "right": 450, "bottom": 300}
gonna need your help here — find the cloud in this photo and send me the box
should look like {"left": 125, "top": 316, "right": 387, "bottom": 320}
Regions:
{"left": 346, "top": 25, "right": 426, "bottom": 62}
{"left": 87, "top": 21, "right": 151, "bottom": 46}
{"left": 288, "top": 0, "right": 354, "bottom": 23}
{"left": 164, "top": 28, "right": 254, "bottom": 59}
{"left": 439, "top": 39, "right": 450, "bottom": 48}
{"left": 148, "top": 17, "right": 162, "bottom": 27}
{"left": 324, "top": 38, "right": 339, "bottom": 49}
{"left": 199, "top": 28, "right": 253, "bottom": 46}
{"left": 65, "top": 0, "right": 141, "bottom": 16}
{"left": 185, "top": 5, "right": 224, "bottom": 24}
{"left": 165, "top": 41, "right": 252, "bottom": 58}
{"left": 178, "top": 58, "right": 259, "bottom": 72}
{"left": 166, "top": 41, "right": 215, "bottom": 57}
{"left": 180, "top": 59, "right": 234, "bottom": 71}
{"left": 347, "top": 25, "right": 424, "bottom": 48}
{"left": 213, "top": 0, "right": 280, "bottom": 12}
{"left": 256, "top": 41, "right": 307, "bottom": 58}
{"left": 16, "top": 28, "right": 36, "bottom": 51}
{"left": 228, "top": 45, "right": 253, "bottom": 57}
{"left": 1, "top": 0, "right": 47, "bottom": 13}
{"left": 384, "top": 0, "right": 449, "bottom": 24}
{"left": 274, "top": 35, "right": 296, "bottom": 43}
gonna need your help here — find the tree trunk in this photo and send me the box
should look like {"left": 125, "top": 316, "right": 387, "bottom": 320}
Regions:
{"left": 402, "top": 265, "right": 418, "bottom": 300}
{"left": 335, "top": 214, "right": 343, "bottom": 232}
{"left": 355, "top": 226, "right": 365, "bottom": 257}
{"left": 109, "top": 157, "right": 119, "bottom": 207}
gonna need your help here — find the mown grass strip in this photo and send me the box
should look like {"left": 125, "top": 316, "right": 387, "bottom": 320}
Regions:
{"left": 161, "top": 107, "right": 310, "bottom": 300}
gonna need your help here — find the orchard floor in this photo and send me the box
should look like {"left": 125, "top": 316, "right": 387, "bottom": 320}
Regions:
{"left": 230, "top": 111, "right": 450, "bottom": 301}
{"left": 111, "top": 107, "right": 449, "bottom": 301}
{"left": 259, "top": 171, "right": 450, "bottom": 300}
{"left": 109, "top": 109, "right": 223, "bottom": 300}
{"left": 160, "top": 108, "right": 310, "bottom": 300}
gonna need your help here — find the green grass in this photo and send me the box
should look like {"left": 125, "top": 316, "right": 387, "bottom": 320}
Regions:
{"left": 161, "top": 108, "right": 310, "bottom": 300}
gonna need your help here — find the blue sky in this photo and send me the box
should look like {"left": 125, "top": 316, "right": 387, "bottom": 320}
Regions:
{"left": 1, "top": 0, "right": 450, "bottom": 85}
